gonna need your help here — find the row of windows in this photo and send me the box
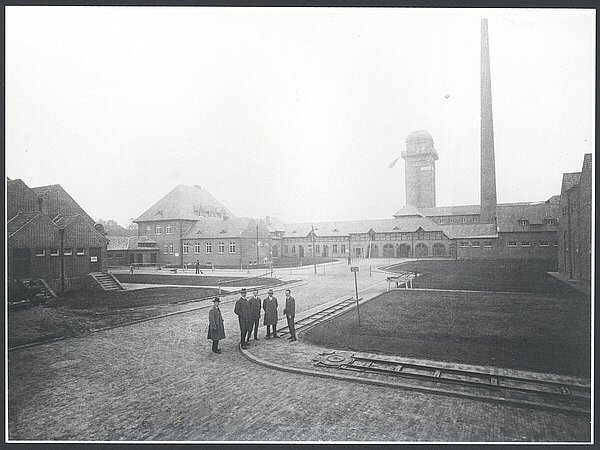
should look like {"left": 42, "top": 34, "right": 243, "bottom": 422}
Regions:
{"left": 284, "top": 244, "right": 347, "bottom": 254}
{"left": 436, "top": 217, "right": 479, "bottom": 224}
{"left": 173, "top": 242, "right": 238, "bottom": 255}
{"left": 457, "top": 240, "right": 557, "bottom": 248}
{"left": 459, "top": 241, "right": 494, "bottom": 248}
{"left": 518, "top": 218, "right": 558, "bottom": 226}
{"left": 507, "top": 240, "right": 556, "bottom": 248}
{"left": 35, "top": 248, "right": 86, "bottom": 257}
{"left": 146, "top": 224, "right": 173, "bottom": 235}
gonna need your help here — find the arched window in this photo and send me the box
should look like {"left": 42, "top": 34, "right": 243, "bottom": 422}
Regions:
{"left": 415, "top": 243, "right": 428, "bottom": 257}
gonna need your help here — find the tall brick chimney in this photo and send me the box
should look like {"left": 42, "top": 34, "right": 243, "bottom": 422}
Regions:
{"left": 480, "top": 18, "right": 497, "bottom": 225}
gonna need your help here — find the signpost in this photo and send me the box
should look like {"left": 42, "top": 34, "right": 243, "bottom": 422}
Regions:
{"left": 351, "top": 266, "right": 361, "bottom": 326}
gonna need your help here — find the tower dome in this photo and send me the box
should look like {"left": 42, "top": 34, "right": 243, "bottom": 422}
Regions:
{"left": 406, "top": 129, "right": 433, "bottom": 144}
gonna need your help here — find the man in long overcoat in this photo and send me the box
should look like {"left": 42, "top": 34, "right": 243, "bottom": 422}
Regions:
{"left": 248, "top": 289, "right": 262, "bottom": 341}
{"left": 283, "top": 289, "right": 297, "bottom": 341}
{"left": 207, "top": 297, "right": 225, "bottom": 353}
{"left": 234, "top": 288, "right": 252, "bottom": 349}
{"left": 262, "top": 289, "right": 279, "bottom": 338}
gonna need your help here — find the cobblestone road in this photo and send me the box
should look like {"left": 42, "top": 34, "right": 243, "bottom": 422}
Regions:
{"left": 8, "top": 260, "right": 592, "bottom": 442}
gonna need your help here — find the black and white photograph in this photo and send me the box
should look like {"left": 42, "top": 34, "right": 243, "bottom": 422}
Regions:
{"left": 5, "top": 5, "right": 595, "bottom": 444}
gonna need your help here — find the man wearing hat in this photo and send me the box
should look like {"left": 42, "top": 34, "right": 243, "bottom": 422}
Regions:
{"left": 207, "top": 297, "right": 225, "bottom": 353}
{"left": 262, "top": 288, "right": 279, "bottom": 338}
{"left": 248, "top": 289, "right": 262, "bottom": 341}
{"left": 234, "top": 288, "right": 252, "bottom": 349}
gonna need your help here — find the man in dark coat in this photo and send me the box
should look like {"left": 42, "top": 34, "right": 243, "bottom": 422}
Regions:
{"left": 234, "top": 288, "right": 252, "bottom": 349}
{"left": 248, "top": 289, "right": 262, "bottom": 341}
{"left": 283, "top": 289, "right": 297, "bottom": 341}
{"left": 207, "top": 297, "right": 225, "bottom": 353}
{"left": 262, "top": 289, "right": 279, "bottom": 338}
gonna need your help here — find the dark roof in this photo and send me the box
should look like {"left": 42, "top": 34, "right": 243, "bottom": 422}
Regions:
{"left": 264, "top": 216, "right": 286, "bottom": 232}
{"left": 439, "top": 223, "right": 498, "bottom": 239}
{"left": 496, "top": 202, "right": 560, "bottom": 233}
{"left": 7, "top": 212, "right": 43, "bottom": 237}
{"left": 392, "top": 204, "right": 426, "bottom": 218}
{"left": 31, "top": 184, "right": 60, "bottom": 197}
{"left": 546, "top": 195, "right": 561, "bottom": 205}
{"left": 282, "top": 216, "right": 441, "bottom": 237}
{"left": 135, "top": 185, "right": 235, "bottom": 222}
{"left": 52, "top": 214, "right": 81, "bottom": 229}
{"left": 107, "top": 235, "right": 159, "bottom": 251}
{"left": 418, "top": 205, "right": 481, "bottom": 216}
{"left": 561, "top": 172, "right": 581, "bottom": 193}
{"left": 182, "top": 217, "right": 254, "bottom": 239}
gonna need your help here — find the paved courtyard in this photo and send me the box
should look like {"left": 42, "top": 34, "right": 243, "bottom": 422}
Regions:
{"left": 7, "top": 259, "right": 592, "bottom": 442}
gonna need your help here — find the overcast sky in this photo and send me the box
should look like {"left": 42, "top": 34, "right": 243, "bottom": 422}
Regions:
{"left": 5, "top": 7, "right": 595, "bottom": 226}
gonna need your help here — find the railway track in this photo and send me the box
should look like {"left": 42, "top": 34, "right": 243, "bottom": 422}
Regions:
{"left": 277, "top": 297, "right": 359, "bottom": 338}
{"left": 276, "top": 296, "right": 590, "bottom": 414}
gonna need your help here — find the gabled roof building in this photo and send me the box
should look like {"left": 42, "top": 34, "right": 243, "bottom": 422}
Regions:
{"left": 7, "top": 179, "right": 108, "bottom": 296}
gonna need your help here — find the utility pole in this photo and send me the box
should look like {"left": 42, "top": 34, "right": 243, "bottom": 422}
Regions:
{"left": 256, "top": 223, "right": 259, "bottom": 269}
{"left": 59, "top": 228, "right": 65, "bottom": 294}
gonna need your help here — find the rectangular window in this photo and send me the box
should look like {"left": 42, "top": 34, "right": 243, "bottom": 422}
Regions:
{"left": 195, "top": 243, "right": 201, "bottom": 254}
{"left": 183, "top": 243, "right": 189, "bottom": 254}
{"left": 284, "top": 245, "right": 288, "bottom": 254}
{"left": 229, "top": 242, "right": 236, "bottom": 253}
{"left": 146, "top": 225, "right": 151, "bottom": 234}
{"left": 116, "top": 252, "right": 124, "bottom": 258}
{"left": 64, "top": 248, "right": 73, "bottom": 256}
{"left": 471, "top": 241, "right": 480, "bottom": 248}
{"left": 218, "top": 242, "right": 225, "bottom": 253}
{"left": 156, "top": 225, "right": 162, "bottom": 235}
{"left": 50, "top": 248, "right": 59, "bottom": 257}
{"left": 166, "top": 224, "right": 172, "bottom": 234}
{"left": 168, "top": 244, "right": 174, "bottom": 254}
{"left": 76, "top": 248, "right": 85, "bottom": 255}
{"left": 461, "top": 218, "right": 466, "bottom": 223}
{"left": 333, "top": 245, "right": 338, "bottom": 253}
{"left": 206, "top": 242, "right": 212, "bottom": 254}
{"left": 315, "top": 245, "right": 320, "bottom": 254}
{"left": 539, "top": 241, "right": 549, "bottom": 247}
{"left": 552, "top": 241, "right": 558, "bottom": 247}
{"left": 341, "top": 244, "right": 345, "bottom": 253}
{"left": 35, "top": 248, "right": 46, "bottom": 257}
{"left": 291, "top": 245, "right": 296, "bottom": 254}
{"left": 460, "top": 241, "right": 469, "bottom": 248}
{"left": 483, "top": 241, "right": 493, "bottom": 248}
{"left": 164, "top": 245, "right": 168, "bottom": 254}
{"left": 449, "top": 219, "right": 455, "bottom": 224}
{"left": 508, "top": 241, "right": 517, "bottom": 247}
{"left": 472, "top": 217, "right": 479, "bottom": 222}
{"left": 521, "top": 241, "right": 530, "bottom": 247}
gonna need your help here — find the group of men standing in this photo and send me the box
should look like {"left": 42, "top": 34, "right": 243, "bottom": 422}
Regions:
{"left": 234, "top": 287, "right": 297, "bottom": 349}
{"left": 207, "top": 287, "right": 297, "bottom": 353}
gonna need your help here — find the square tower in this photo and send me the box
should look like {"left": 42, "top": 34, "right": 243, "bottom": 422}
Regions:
{"left": 402, "top": 130, "right": 438, "bottom": 208}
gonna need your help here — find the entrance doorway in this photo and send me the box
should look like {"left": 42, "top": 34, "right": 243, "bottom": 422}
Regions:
{"left": 397, "top": 244, "right": 410, "bottom": 258}
{"left": 12, "top": 249, "right": 31, "bottom": 278}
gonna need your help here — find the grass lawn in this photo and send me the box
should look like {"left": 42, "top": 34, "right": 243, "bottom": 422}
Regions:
{"left": 386, "top": 259, "right": 583, "bottom": 297}
{"left": 115, "top": 273, "right": 281, "bottom": 287}
{"left": 304, "top": 289, "right": 590, "bottom": 377}
{"left": 8, "top": 286, "right": 220, "bottom": 348}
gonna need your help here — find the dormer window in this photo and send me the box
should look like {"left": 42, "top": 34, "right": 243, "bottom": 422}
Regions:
{"left": 518, "top": 219, "right": 529, "bottom": 226}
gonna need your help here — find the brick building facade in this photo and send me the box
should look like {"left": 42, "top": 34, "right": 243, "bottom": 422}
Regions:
{"left": 7, "top": 179, "right": 108, "bottom": 295}
{"left": 557, "top": 154, "right": 592, "bottom": 285}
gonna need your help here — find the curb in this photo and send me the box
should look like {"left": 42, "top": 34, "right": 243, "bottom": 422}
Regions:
{"left": 238, "top": 344, "right": 589, "bottom": 416}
